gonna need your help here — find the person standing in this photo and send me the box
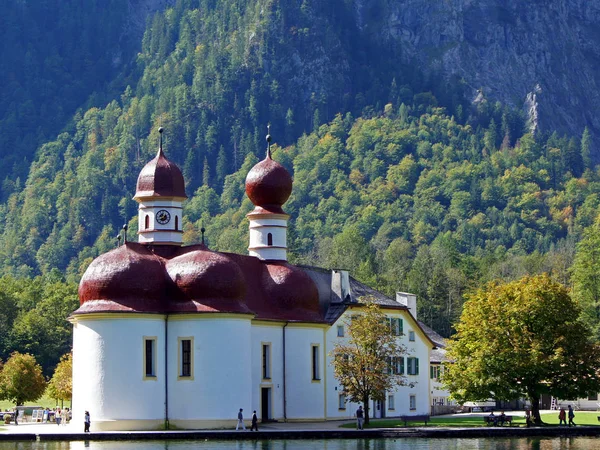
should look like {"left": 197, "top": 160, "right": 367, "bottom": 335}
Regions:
{"left": 55, "top": 408, "right": 61, "bottom": 426}
{"left": 251, "top": 410, "right": 258, "bottom": 431}
{"left": 84, "top": 411, "right": 91, "bottom": 433}
{"left": 558, "top": 407, "right": 567, "bottom": 426}
{"left": 236, "top": 408, "right": 246, "bottom": 431}
{"left": 356, "top": 405, "right": 364, "bottom": 430}
{"left": 13, "top": 408, "right": 18, "bottom": 426}
{"left": 568, "top": 405, "right": 576, "bottom": 427}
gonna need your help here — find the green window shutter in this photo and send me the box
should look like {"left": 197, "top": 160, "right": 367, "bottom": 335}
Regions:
{"left": 399, "top": 318, "right": 403, "bottom": 335}
{"left": 430, "top": 365, "right": 434, "bottom": 379}
{"left": 416, "top": 358, "right": 419, "bottom": 375}
{"left": 399, "top": 357, "right": 404, "bottom": 374}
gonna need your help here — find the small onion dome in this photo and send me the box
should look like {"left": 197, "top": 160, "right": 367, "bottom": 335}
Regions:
{"left": 245, "top": 154, "right": 292, "bottom": 215}
{"left": 165, "top": 246, "right": 249, "bottom": 313}
{"left": 134, "top": 147, "right": 187, "bottom": 201}
{"left": 76, "top": 243, "right": 166, "bottom": 313}
{"left": 261, "top": 262, "right": 322, "bottom": 321}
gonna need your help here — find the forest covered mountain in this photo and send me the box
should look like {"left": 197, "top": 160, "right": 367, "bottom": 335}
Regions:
{"left": 2, "top": 0, "right": 600, "bottom": 373}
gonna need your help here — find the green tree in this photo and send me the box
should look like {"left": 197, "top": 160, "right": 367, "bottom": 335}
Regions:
{"left": 0, "top": 352, "right": 46, "bottom": 406}
{"left": 571, "top": 217, "right": 600, "bottom": 340}
{"left": 330, "top": 299, "right": 406, "bottom": 425}
{"left": 444, "top": 274, "right": 600, "bottom": 425}
{"left": 46, "top": 353, "right": 72, "bottom": 407}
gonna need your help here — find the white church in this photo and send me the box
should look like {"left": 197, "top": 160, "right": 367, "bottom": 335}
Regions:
{"left": 69, "top": 129, "right": 437, "bottom": 430}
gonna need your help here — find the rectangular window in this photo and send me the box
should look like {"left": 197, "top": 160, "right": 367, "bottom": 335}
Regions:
{"left": 387, "top": 318, "right": 403, "bottom": 336}
{"left": 338, "top": 393, "right": 346, "bottom": 410}
{"left": 179, "top": 338, "right": 193, "bottom": 379}
{"left": 410, "top": 395, "right": 416, "bottom": 410}
{"left": 409, "top": 331, "right": 415, "bottom": 341}
{"left": 262, "top": 343, "right": 271, "bottom": 379}
{"left": 337, "top": 325, "right": 344, "bottom": 337}
{"left": 311, "top": 345, "right": 320, "bottom": 381}
{"left": 430, "top": 365, "right": 441, "bottom": 380}
{"left": 388, "top": 395, "right": 395, "bottom": 410}
{"left": 407, "top": 357, "right": 419, "bottom": 375}
{"left": 390, "top": 356, "right": 404, "bottom": 375}
{"left": 143, "top": 337, "right": 156, "bottom": 379}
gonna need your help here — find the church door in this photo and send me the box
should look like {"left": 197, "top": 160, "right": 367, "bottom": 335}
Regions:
{"left": 261, "top": 387, "right": 271, "bottom": 422}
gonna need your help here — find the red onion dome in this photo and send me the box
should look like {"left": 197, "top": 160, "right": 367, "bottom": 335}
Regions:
{"left": 166, "top": 248, "right": 247, "bottom": 303}
{"left": 76, "top": 243, "right": 166, "bottom": 313}
{"left": 245, "top": 153, "right": 292, "bottom": 215}
{"left": 134, "top": 131, "right": 187, "bottom": 200}
{"left": 262, "top": 262, "right": 321, "bottom": 320}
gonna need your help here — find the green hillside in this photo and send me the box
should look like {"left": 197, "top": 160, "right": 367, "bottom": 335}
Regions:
{"left": 1, "top": 0, "right": 600, "bottom": 375}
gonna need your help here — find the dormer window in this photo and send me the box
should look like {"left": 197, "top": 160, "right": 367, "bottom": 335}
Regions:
{"left": 267, "top": 233, "right": 273, "bottom": 246}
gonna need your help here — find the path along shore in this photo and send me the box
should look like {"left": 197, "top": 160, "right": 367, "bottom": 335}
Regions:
{"left": 1, "top": 411, "right": 598, "bottom": 441}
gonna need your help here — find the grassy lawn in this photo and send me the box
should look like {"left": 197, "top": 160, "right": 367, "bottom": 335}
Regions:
{"left": 540, "top": 411, "right": 600, "bottom": 426}
{"left": 0, "top": 394, "right": 70, "bottom": 412}
{"left": 341, "top": 412, "right": 600, "bottom": 428}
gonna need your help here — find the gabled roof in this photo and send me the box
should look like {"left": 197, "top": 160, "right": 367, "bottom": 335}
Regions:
{"left": 300, "top": 265, "right": 437, "bottom": 349}
{"left": 418, "top": 320, "right": 448, "bottom": 363}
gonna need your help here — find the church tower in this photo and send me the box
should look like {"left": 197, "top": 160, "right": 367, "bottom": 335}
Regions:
{"left": 133, "top": 128, "right": 187, "bottom": 245}
{"left": 245, "top": 130, "right": 292, "bottom": 261}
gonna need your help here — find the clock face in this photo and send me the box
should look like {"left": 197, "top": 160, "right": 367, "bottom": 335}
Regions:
{"left": 156, "top": 209, "right": 171, "bottom": 225}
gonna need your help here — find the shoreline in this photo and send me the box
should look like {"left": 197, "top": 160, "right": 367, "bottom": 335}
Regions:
{"left": 2, "top": 426, "right": 600, "bottom": 441}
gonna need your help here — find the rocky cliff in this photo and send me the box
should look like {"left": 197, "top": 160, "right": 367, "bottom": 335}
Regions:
{"left": 368, "top": 0, "right": 600, "bottom": 145}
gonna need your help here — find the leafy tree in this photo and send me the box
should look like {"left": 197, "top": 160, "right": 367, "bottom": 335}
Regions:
{"left": 571, "top": 217, "right": 600, "bottom": 340}
{"left": 330, "top": 299, "right": 406, "bottom": 424}
{"left": 0, "top": 352, "right": 46, "bottom": 406}
{"left": 444, "top": 274, "right": 600, "bottom": 425}
{"left": 46, "top": 353, "right": 72, "bottom": 407}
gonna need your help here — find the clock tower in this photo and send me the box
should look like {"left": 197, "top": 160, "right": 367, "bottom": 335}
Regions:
{"left": 133, "top": 128, "right": 187, "bottom": 245}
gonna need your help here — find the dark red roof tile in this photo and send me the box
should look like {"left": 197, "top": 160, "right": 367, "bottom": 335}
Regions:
{"left": 134, "top": 148, "right": 187, "bottom": 200}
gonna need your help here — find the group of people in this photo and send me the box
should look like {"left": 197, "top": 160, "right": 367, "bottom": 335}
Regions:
{"left": 487, "top": 410, "right": 508, "bottom": 426}
{"left": 558, "top": 405, "right": 576, "bottom": 427}
{"left": 236, "top": 408, "right": 259, "bottom": 431}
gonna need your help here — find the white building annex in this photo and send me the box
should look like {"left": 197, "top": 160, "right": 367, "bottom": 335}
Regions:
{"left": 69, "top": 130, "right": 437, "bottom": 431}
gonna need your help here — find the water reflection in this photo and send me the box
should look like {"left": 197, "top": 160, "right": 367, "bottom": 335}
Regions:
{"left": 2, "top": 438, "right": 600, "bottom": 450}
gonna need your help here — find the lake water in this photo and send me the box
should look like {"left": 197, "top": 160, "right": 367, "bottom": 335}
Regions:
{"left": 1, "top": 438, "right": 600, "bottom": 450}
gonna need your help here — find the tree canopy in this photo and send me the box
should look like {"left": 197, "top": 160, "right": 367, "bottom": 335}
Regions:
{"left": 0, "top": 352, "right": 46, "bottom": 406}
{"left": 46, "top": 353, "right": 72, "bottom": 406}
{"left": 444, "top": 274, "right": 600, "bottom": 424}
{"left": 330, "top": 299, "right": 406, "bottom": 424}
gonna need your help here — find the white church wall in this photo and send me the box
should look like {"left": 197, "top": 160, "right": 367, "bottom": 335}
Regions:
{"left": 284, "top": 325, "right": 326, "bottom": 420}
{"left": 250, "top": 323, "right": 284, "bottom": 421}
{"left": 167, "top": 315, "right": 253, "bottom": 428}
{"left": 72, "top": 315, "right": 166, "bottom": 431}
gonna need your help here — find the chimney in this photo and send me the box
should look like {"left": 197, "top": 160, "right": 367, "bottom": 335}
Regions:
{"left": 331, "top": 270, "right": 351, "bottom": 303}
{"left": 396, "top": 292, "right": 417, "bottom": 319}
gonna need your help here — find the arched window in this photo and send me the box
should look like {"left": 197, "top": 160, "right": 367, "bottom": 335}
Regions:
{"left": 267, "top": 233, "right": 273, "bottom": 246}
{"left": 175, "top": 215, "right": 179, "bottom": 231}
{"left": 145, "top": 215, "right": 150, "bottom": 230}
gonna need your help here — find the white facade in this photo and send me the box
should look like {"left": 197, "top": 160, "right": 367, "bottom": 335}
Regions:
{"left": 247, "top": 213, "right": 289, "bottom": 261}
{"left": 324, "top": 309, "right": 432, "bottom": 420}
{"left": 71, "top": 315, "right": 167, "bottom": 430}
{"left": 136, "top": 199, "right": 184, "bottom": 245}
{"left": 71, "top": 303, "right": 434, "bottom": 430}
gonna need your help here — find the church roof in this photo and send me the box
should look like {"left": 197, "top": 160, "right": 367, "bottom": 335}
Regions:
{"left": 75, "top": 243, "right": 323, "bottom": 323}
{"left": 245, "top": 151, "right": 292, "bottom": 215}
{"left": 134, "top": 146, "right": 187, "bottom": 200}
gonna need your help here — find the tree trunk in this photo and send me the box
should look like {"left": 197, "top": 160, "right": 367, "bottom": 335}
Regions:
{"left": 363, "top": 395, "right": 370, "bottom": 425}
{"left": 530, "top": 394, "right": 542, "bottom": 425}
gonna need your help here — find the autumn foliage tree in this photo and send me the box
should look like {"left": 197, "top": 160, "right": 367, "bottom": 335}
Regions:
{"left": 330, "top": 300, "right": 406, "bottom": 424}
{"left": 444, "top": 274, "right": 600, "bottom": 425}
{"left": 46, "top": 353, "right": 72, "bottom": 407}
{"left": 0, "top": 352, "right": 46, "bottom": 406}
